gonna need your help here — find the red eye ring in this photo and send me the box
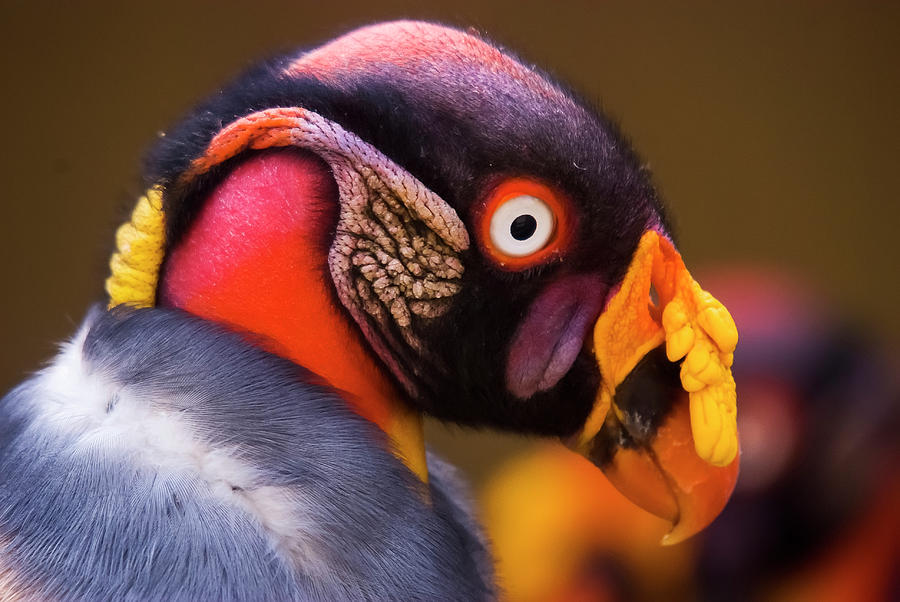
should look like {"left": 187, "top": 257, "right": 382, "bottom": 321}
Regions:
{"left": 476, "top": 177, "right": 572, "bottom": 270}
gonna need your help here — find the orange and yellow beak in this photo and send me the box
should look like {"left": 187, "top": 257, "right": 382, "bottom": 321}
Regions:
{"left": 569, "top": 230, "right": 740, "bottom": 544}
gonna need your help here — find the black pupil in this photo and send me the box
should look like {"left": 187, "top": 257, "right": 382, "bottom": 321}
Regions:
{"left": 510, "top": 214, "right": 538, "bottom": 240}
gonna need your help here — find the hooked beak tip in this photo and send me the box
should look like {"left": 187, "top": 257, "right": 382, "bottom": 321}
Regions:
{"left": 572, "top": 397, "right": 739, "bottom": 546}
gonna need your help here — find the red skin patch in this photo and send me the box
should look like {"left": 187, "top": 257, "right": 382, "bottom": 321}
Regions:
{"left": 290, "top": 21, "right": 520, "bottom": 81}
{"left": 160, "top": 149, "right": 400, "bottom": 431}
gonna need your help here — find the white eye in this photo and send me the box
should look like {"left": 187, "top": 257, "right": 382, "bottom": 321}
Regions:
{"left": 489, "top": 195, "right": 556, "bottom": 257}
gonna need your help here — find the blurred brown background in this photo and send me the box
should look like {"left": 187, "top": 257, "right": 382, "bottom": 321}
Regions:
{"left": 1, "top": 1, "right": 898, "bottom": 486}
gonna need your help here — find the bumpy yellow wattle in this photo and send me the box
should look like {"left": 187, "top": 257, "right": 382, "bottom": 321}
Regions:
{"left": 659, "top": 266, "right": 739, "bottom": 466}
{"left": 586, "top": 230, "right": 739, "bottom": 467}
{"left": 105, "top": 187, "right": 166, "bottom": 308}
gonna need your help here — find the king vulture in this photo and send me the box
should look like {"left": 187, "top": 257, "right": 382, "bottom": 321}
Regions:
{"left": 0, "top": 21, "right": 739, "bottom": 600}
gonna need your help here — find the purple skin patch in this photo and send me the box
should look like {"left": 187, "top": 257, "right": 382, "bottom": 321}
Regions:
{"left": 505, "top": 273, "right": 609, "bottom": 399}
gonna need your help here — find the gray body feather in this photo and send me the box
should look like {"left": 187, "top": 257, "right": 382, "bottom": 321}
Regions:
{"left": 0, "top": 307, "right": 494, "bottom": 600}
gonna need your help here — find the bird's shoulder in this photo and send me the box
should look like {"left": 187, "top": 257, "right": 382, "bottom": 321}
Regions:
{"left": 0, "top": 306, "right": 494, "bottom": 600}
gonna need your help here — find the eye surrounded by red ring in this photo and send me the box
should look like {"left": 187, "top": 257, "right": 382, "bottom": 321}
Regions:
{"left": 477, "top": 178, "right": 571, "bottom": 269}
